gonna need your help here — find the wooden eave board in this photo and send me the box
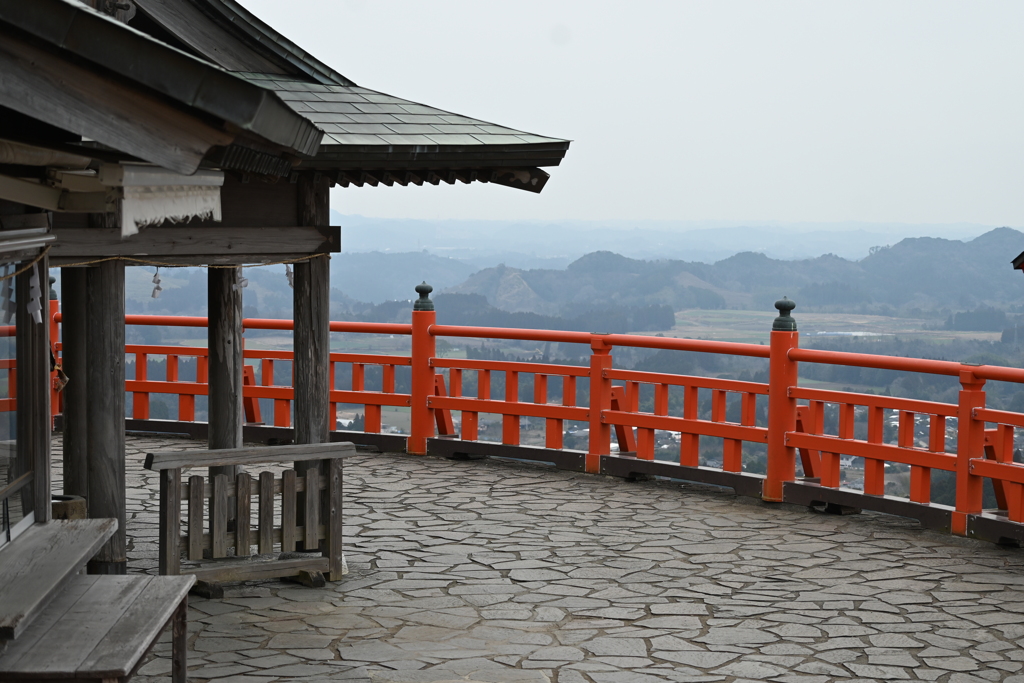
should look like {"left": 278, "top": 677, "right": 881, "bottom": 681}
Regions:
{"left": 0, "top": 519, "right": 118, "bottom": 640}
{"left": 236, "top": 73, "right": 571, "bottom": 166}
{"left": 0, "top": 574, "right": 194, "bottom": 679}
{"left": 132, "top": 0, "right": 289, "bottom": 74}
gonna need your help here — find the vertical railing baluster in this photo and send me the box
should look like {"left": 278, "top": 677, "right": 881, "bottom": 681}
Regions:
{"left": 236, "top": 472, "right": 251, "bottom": 557}
{"left": 503, "top": 370, "right": 520, "bottom": 445}
{"left": 680, "top": 385, "right": 699, "bottom": 467}
{"left": 281, "top": 470, "right": 296, "bottom": 552}
{"left": 258, "top": 471, "right": 274, "bottom": 554}
{"left": 134, "top": 352, "right": 149, "bottom": 420}
{"left": 187, "top": 475, "right": 203, "bottom": 560}
{"left": 864, "top": 405, "right": 885, "bottom": 495}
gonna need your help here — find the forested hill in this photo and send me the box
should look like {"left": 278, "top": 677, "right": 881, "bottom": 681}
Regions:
{"left": 445, "top": 227, "right": 1024, "bottom": 315}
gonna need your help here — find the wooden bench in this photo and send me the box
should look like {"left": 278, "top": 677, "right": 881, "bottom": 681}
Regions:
{"left": 145, "top": 442, "right": 356, "bottom": 589}
{"left": 0, "top": 574, "right": 194, "bottom": 683}
{"left": 0, "top": 519, "right": 117, "bottom": 640}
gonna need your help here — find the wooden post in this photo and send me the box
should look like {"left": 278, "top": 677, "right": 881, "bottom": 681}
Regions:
{"left": 765, "top": 298, "right": 799, "bottom": 502}
{"left": 86, "top": 259, "right": 126, "bottom": 574}
{"left": 207, "top": 267, "right": 242, "bottom": 459}
{"left": 586, "top": 338, "right": 612, "bottom": 474}
{"left": 159, "top": 468, "right": 181, "bottom": 575}
{"left": 15, "top": 253, "right": 51, "bottom": 523}
{"left": 60, "top": 267, "right": 88, "bottom": 500}
{"left": 207, "top": 267, "right": 241, "bottom": 540}
{"left": 409, "top": 283, "right": 436, "bottom": 455}
{"left": 294, "top": 172, "right": 331, "bottom": 548}
{"left": 953, "top": 369, "right": 986, "bottom": 536}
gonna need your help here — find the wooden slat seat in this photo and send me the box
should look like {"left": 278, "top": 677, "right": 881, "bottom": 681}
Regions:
{"left": 0, "top": 519, "right": 117, "bottom": 640}
{"left": 0, "top": 574, "right": 194, "bottom": 683}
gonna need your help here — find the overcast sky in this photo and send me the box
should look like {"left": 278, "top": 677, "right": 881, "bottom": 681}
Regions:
{"left": 242, "top": 1, "right": 1024, "bottom": 227}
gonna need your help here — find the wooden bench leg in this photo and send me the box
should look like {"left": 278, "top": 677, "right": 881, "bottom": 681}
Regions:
{"left": 172, "top": 596, "right": 187, "bottom": 683}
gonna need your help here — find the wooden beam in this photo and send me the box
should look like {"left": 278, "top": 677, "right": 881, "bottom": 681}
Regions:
{"left": 49, "top": 225, "right": 340, "bottom": 261}
{"left": 86, "top": 259, "right": 126, "bottom": 574}
{"left": 16, "top": 252, "right": 51, "bottom": 523}
{"left": 0, "top": 30, "right": 232, "bottom": 175}
{"left": 60, "top": 267, "right": 89, "bottom": 499}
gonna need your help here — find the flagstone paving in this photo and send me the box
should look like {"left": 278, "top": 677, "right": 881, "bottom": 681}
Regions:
{"left": 57, "top": 435, "right": 1024, "bottom": 682}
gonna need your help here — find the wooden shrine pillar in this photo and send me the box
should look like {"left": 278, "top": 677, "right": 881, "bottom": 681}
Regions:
{"left": 207, "top": 267, "right": 243, "bottom": 461}
{"left": 15, "top": 253, "right": 51, "bottom": 524}
{"left": 294, "top": 172, "right": 331, "bottom": 448}
{"left": 86, "top": 259, "right": 126, "bottom": 574}
{"left": 293, "top": 173, "right": 331, "bottom": 546}
{"left": 60, "top": 267, "right": 88, "bottom": 499}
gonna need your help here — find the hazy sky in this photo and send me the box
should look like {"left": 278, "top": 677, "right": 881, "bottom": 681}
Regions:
{"left": 242, "top": 1, "right": 1024, "bottom": 226}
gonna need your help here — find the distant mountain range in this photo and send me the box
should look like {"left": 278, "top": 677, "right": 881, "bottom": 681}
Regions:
{"left": 442, "top": 228, "right": 1024, "bottom": 315}
{"left": 333, "top": 211, "right": 995, "bottom": 266}
{"left": 110, "top": 226, "right": 1024, "bottom": 321}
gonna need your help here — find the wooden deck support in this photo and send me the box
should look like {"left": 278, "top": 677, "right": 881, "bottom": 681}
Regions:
{"left": 16, "top": 253, "right": 51, "bottom": 523}
{"left": 86, "top": 260, "right": 126, "bottom": 574}
{"left": 60, "top": 266, "right": 88, "bottom": 499}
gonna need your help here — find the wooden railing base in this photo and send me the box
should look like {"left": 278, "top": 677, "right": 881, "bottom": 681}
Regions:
{"left": 967, "top": 514, "right": 1024, "bottom": 547}
{"left": 183, "top": 554, "right": 329, "bottom": 584}
{"left": 600, "top": 455, "right": 764, "bottom": 498}
{"left": 784, "top": 481, "right": 953, "bottom": 532}
{"left": 427, "top": 438, "right": 585, "bottom": 471}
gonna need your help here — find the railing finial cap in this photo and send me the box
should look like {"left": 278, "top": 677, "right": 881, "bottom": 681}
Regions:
{"left": 773, "top": 296, "right": 797, "bottom": 331}
{"left": 414, "top": 281, "right": 434, "bottom": 312}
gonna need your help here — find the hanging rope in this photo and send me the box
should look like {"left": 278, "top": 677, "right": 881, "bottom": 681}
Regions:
{"left": 0, "top": 245, "right": 52, "bottom": 283}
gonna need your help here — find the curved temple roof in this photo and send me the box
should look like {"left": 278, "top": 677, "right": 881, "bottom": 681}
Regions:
{"left": 131, "top": 0, "right": 570, "bottom": 192}
{"left": 0, "top": 0, "right": 323, "bottom": 175}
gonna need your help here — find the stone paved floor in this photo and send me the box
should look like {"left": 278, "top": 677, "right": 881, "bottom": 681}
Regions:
{"left": 59, "top": 435, "right": 1024, "bottom": 683}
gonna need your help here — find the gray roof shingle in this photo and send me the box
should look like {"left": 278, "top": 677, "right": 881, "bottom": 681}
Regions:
{"left": 235, "top": 73, "right": 569, "bottom": 163}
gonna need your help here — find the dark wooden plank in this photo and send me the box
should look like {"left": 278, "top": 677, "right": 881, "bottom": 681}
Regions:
{"left": 77, "top": 576, "right": 194, "bottom": 680}
{"left": 159, "top": 468, "right": 181, "bottom": 575}
{"left": 60, "top": 265, "right": 88, "bottom": 499}
{"left": 184, "top": 556, "right": 328, "bottom": 583}
{"left": 187, "top": 474, "right": 204, "bottom": 561}
{"left": 1, "top": 576, "right": 151, "bottom": 675}
{"left": 304, "top": 467, "right": 319, "bottom": 551}
{"left": 281, "top": 469, "right": 296, "bottom": 552}
{"left": 0, "top": 32, "right": 231, "bottom": 175}
{"left": 86, "top": 259, "right": 126, "bottom": 572}
{"left": 326, "top": 457, "right": 344, "bottom": 581}
{"left": 145, "top": 441, "right": 356, "bottom": 470}
{"left": 258, "top": 471, "right": 274, "bottom": 554}
{"left": 211, "top": 474, "right": 228, "bottom": 558}
{"left": 236, "top": 472, "right": 251, "bottom": 557}
{"left": 50, "top": 226, "right": 340, "bottom": 259}
{"left": 0, "top": 519, "right": 116, "bottom": 639}
{"left": 16, "top": 251, "right": 50, "bottom": 522}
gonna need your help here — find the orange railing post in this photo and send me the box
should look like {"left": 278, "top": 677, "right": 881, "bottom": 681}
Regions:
{"left": 587, "top": 337, "right": 612, "bottom": 473}
{"left": 953, "top": 369, "right": 986, "bottom": 535}
{"left": 48, "top": 297, "right": 59, "bottom": 420}
{"left": 409, "top": 283, "right": 436, "bottom": 454}
{"left": 765, "top": 298, "right": 799, "bottom": 502}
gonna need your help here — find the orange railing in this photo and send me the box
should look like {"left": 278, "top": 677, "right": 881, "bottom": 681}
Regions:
{"left": 29, "top": 298, "right": 1024, "bottom": 543}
